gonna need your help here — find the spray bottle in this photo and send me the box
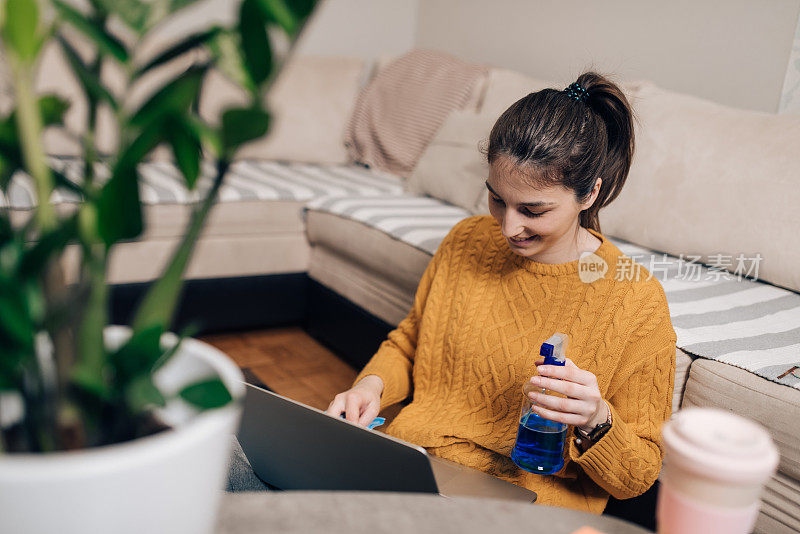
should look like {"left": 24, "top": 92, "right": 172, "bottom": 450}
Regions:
{"left": 510, "top": 333, "right": 569, "bottom": 474}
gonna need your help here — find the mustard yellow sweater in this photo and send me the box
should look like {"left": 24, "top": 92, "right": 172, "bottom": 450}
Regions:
{"left": 354, "top": 215, "right": 677, "bottom": 514}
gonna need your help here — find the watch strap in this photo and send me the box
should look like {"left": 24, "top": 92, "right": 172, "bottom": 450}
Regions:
{"left": 576, "top": 400, "right": 612, "bottom": 442}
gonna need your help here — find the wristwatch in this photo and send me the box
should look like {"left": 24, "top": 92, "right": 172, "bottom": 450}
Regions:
{"left": 574, "top": 401, "right": 612, "bottom": 452}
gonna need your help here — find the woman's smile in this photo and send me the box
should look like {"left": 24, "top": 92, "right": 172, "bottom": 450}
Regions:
{"left": 508, "top": 234, "right": 541, "bottom": 246}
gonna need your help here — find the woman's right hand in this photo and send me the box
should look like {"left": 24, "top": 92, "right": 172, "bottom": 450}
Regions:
{"left": 325, "top": 375, "right": 384, "bottom": 427}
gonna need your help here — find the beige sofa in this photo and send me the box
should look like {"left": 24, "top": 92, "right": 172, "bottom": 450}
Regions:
{"left": 11, "top": 52, "right": 799, "bottom": 532}
{"left": 302, "top": 64, "right": 800, "bottom": 533}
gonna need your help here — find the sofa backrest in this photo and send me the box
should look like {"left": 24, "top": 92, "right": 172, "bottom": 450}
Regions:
{"left": 600, "top": 81, "right": 800, "bottom": 292}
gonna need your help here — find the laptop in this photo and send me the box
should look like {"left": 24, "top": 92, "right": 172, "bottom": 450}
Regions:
{"left": 237, "top": 383, "right": 537, "bottom": 503}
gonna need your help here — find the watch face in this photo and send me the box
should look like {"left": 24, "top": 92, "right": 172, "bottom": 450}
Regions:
{"left": 588, "top": 422, "right": 611, "bottom": 441}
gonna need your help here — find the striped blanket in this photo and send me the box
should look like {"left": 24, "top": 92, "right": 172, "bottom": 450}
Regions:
{"left": 343, "top": 49, "right": 487, "bottom": 176}
{"left": 0, "top": 158, "right": 403, "bottom": 209}
{"left": 305, "top": 194, "right": 800, "bottom": 390}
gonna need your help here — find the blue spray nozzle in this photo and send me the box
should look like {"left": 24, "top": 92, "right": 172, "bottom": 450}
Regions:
{"left": 540, "top": 333, "right": 568, "bottom": 366}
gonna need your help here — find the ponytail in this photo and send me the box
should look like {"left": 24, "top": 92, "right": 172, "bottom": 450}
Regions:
{"left": 487, "top": 71, "right": 635, "bottom": 233}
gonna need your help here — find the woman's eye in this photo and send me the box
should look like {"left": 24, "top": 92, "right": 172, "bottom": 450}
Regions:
{"left": 523, "top": 209, "right": 546, "bottom": 218}
{"left": 489, "top": 195, "right": 545, "bottom": 217}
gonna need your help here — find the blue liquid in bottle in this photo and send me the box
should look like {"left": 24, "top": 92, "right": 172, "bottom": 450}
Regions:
{"left": 511, "top": 412, "right": 567, "bottom": 474}
{"left": 510, "top": 333, "right": 569, "bottom": 475}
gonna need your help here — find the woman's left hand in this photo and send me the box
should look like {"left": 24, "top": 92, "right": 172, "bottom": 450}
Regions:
{"left": 527, "top": 358, "right": 609, "bottom": 434}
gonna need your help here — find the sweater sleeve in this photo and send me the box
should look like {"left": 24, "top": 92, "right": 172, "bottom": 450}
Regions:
{"left": 353, "top": 218, "right": 467, "bottom": 410}
{"left": 567, "top": 289, "right": 677, "bottom": 500}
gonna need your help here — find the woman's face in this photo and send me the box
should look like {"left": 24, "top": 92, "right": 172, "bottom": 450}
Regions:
{"left": 486, "top": 155, "right": 599, "bottom": 263}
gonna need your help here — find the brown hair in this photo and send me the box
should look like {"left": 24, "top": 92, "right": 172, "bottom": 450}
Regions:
{"left": 486, "top": 72, "right": 635, "bottom": 233}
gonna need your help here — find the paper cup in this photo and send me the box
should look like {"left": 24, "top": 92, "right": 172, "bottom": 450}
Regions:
{"left": 657, "top": 408, "right": 779, "bottom": 534}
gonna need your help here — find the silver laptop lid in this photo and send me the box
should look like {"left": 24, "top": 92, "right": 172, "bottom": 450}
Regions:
{"left": 238, "top": 383, "right": 439, "bottom": 493}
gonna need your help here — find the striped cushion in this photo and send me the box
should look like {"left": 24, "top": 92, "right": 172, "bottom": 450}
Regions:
{"left": 0, "top": 158, "right": 403, "bottom": 209}
{"left": 306, "top": 197, "right": 800, "bottom": 390}
{"left": 305, "top": 194, "right": 472, "bottom": 255}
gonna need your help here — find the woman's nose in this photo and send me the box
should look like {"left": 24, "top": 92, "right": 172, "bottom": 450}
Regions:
{"left": 501, "top": 209, "right": 524, "bottom": 238}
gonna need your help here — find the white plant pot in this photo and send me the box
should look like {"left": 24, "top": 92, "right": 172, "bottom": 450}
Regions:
{"left": 0, "top": 326, "right": 246, "bottom": 534}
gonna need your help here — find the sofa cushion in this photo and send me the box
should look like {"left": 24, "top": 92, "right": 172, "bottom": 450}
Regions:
{"left": 682, "top": 358, "right": 800, "bottom": 533}
{"left": 307, "top": 224, "right": 427, "bottom": 326}
{"left": 599, "top": 81, "right": 800, "bottom": 292}
{"left": 199, "top": 56, "right": 367, "bottom": 164}
{"left": 405, "top": 110, "right": 496, "bottom": 215}
{"left": 479, "top": 68, "right": 554, "bottom": 120}
{"left": 305, "top": 194, "right": 471, "bottom": 256}
{"left": 2, "top": 158, "right": 403, "bottom": 211}
{"left": 306, "top": 210, "right": 434, "bottom": 296}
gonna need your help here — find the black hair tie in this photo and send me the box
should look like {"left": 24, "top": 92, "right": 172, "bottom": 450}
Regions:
{"left": 564, "top": 82, "right": 589, "bottom": 103}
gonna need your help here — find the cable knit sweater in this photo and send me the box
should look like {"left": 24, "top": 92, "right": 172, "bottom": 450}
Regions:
{"left": 354, "top": 215, "right": 677, "bottom": 514}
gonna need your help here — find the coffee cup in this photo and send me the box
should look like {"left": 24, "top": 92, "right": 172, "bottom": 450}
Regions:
{"left": 657, "top": 407, "right": 779, "bottom": 534}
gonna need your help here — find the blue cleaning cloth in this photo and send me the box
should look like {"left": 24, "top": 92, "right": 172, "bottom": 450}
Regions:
{"left": 339, "top": 414, "right": 385, "bottom": 429}
{"left": 367, "top": 417, "right": 385, "bottom": 430}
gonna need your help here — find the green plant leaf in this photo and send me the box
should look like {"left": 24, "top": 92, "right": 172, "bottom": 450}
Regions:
{"left": 0, "top": 95, "right": 69, "bottom": 147}
{"left": 52, "top": 0, "right": 129, "bottom": 62}
{"left": 51, "top": 167, "right": 84, "bottom": 197}
{"left": 0, "top": 344, "right": 28, "bottom": 391}
{"left": 186, "top": 115, "right": 222, "bottom": 159}
{"left": 0, "top": 283, "right": 35, "bottom": 347}
{"left": 136, "top": 26, "right": 222, "bottom": 76}
{"left": 165, "top": 0, "right": 198, "bottom": 14}
{"left": 17, "top": 215, "right": 78, "bottom": 279}
{"left": 3, "top": 0, "right": 40, "bottom": 63}
{"left": 0, "top": 96, "right": 70, "bottom": 191}
{"left": 166, "top": 115, "right": 201, "bottom": 189}
{"left": 125, "top": 375, "right": 166, "bottom": 412}
{"left": 221, "top": 106, "right": 270, "bottom": 153}
{"left": 238, "top": 0, "right": 272, "bottom": 88}
{"left": 96, "top": 164, "right": 142, "bottom": 245}
{"left": 92, "top": 0, "right": 150, "bottom": 35}
{"left": 285, "top": 0, "right": 316, "bottom": 22}
{"left": 57, "top": 35, "right": 119, "bottom": 111}
{"left": 129, "top": 65, "right": 207, "bottom": 129}
{"left": 39, "top": 95, "right": 71, "bottom": 126}
{"left": 95, "top": 122, "right": 165, "bottom": 245}
{"left": 110, "top": 323, "right": 163, "bottom": 384}
{"left": 0, "top": 212, "right": 12, "bottom": 245}
{"left": 254, "top": 0, "right": 296, "bottom": 36}
{"left": 179, "top": 377, "right": 232, "bottom": 409}
{"left": 150, "top": 322, "right": 199, "bottom": 373}
{"left": 208, "top": 30, "right": 254, "bottom": 94}
{"left": 72, "top": 363, "right": 110, "bottom": 399}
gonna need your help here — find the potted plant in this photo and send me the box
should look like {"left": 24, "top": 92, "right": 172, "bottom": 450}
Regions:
{"left": 0, "top": 0, "right": 317, "bottom": 531}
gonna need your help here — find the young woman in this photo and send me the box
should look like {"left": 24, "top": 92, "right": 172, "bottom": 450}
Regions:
{"left": 326, "top": 72, "right": 676, "bottom": 514}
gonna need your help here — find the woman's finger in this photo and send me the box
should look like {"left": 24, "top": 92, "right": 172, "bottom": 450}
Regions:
{"left": 538, "top": 362, "right": 595, "bottom": 387}
{"left": 358, "top": 403, "right": 380, "bottom": 427}
{"left": 530, "top": 375, "right": 586, "bottom": 399}
{"left": 325, "top": 396, "right": 345, "bottom": 417}
{"left": 529, "top": 404, "right": 584, "bottom": 427}
{"left": 527, "top": 390, "right": 588, "bottom": 417}
{"left": 344, "top": 395, "right": 361, "bottom": 424}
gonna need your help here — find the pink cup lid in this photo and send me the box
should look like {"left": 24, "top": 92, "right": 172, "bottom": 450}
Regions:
{"left": 661, "top": 408, "right": 779, "bottom": 484}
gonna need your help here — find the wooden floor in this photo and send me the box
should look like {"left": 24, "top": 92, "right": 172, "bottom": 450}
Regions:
{"left": 201, "top": 327, "right": 403, "bottom": 423}
{"left": 201, "top": 326, "right": 357, "bottom": 410}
